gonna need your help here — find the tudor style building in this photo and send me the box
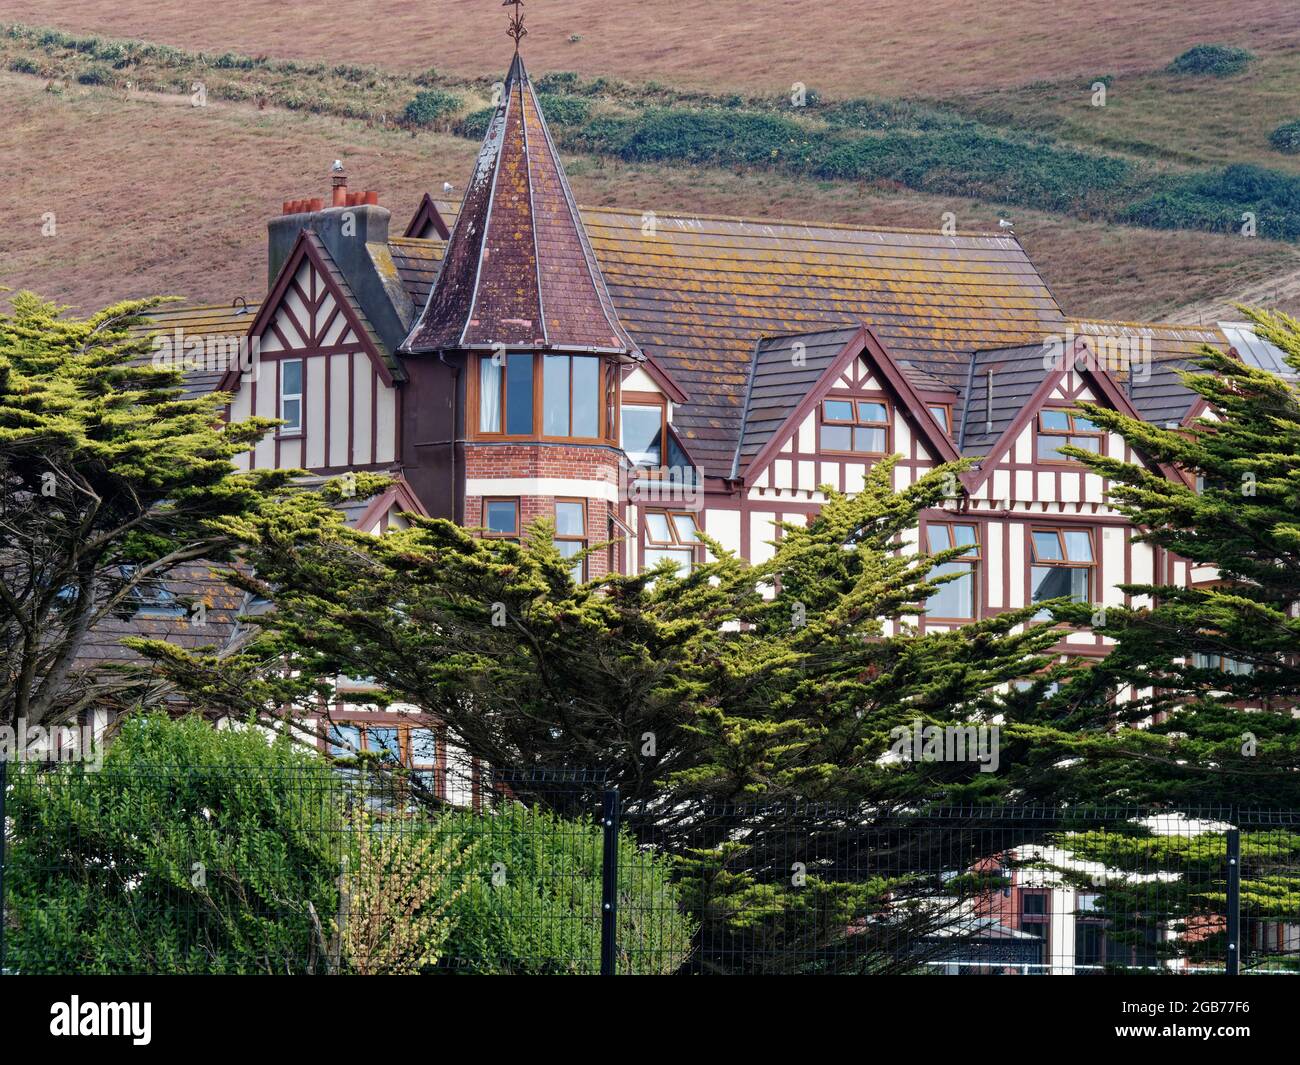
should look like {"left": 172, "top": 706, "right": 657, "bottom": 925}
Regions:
{"left": 107, "top": 46, "right": 1289, "bottom": 771}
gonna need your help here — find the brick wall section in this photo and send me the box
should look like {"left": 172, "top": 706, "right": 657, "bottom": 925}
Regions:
{"left": 464, "top": 442, "right": 624, "bottom": 579}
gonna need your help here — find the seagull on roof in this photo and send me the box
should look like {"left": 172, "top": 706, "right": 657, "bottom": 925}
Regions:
{"left": 332, "top": 159, "right": 344, "bottom": 172}
{"left": 443, "top": 181, "right": 457, "bottom": 194}
{"left": 998, "top": 218, "right": 1015, "bottom": 232}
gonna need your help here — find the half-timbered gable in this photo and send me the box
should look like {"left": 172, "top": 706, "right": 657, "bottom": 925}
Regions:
{"left": 933, "top": 338, "right": 1186, "bottom": 649}
{"left": 722, "top": 325, "right": 959, "bottom": 567}
{"left": 226, "top": 230, "right": 401, "bottom": 474}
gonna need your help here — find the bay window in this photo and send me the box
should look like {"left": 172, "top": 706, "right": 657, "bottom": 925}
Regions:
{"left": 1030, "top": 527, "right": 1094, "bottom": 619}
{"left": 476, "top": 352, "right": 611, "bottom": 439}
{"left": 553, "top": 500, "right": 587, "bottom": 582}
{"left": 924, "top": 523, "right": 979, "bottom": 620}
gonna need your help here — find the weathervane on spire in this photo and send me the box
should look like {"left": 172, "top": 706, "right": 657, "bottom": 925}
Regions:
{"left": 503, "top": 0, "right": 527, "bottom": 53}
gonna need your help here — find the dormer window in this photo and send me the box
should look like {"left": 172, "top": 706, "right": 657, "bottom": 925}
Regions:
{"left": 280, "top": 359, "right": 303, "bottom": 435}
{"left": 820, "top": 399, "right": 889, "bottom": 455}
{"left": 622, "top": 393, "right": 666, "bottom": 466}
{"left": 1036, "top": 408, "right": 1102, "bottom": 462}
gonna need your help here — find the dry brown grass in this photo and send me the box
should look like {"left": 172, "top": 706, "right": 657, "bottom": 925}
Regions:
{"left": 5, "top": 74, "right": 1297, "bottom": 323}
{"left": 3, "top": 0, "right": 1299, "bottom": 96}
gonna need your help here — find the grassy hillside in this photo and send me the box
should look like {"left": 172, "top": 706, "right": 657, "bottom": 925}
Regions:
{"left": 4, "top": 9, "right": 1299, "bottom": 323}
{"left": 2, "top": 0, "right": 1297, "bottom": 96}
{"left": 5, "top": 72, "right": 1296, "bottom": 323}
{"left": 7, "top": 24, "right": 1300, "bottom": 243}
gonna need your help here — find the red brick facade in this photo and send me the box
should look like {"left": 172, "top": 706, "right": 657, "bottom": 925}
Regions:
{"left": 464, "top": 442, "right": 624, "bottom": 580}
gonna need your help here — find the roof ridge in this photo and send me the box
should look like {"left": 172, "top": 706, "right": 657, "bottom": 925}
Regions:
{"left": 580, "top": 204, "right": 1017, "bottom": 240}
{"left": 1070, "top": 317, "right": 1225, "bottom": 333}
{"left": 437, "top": 196, "right": 1023, "bottom": 242}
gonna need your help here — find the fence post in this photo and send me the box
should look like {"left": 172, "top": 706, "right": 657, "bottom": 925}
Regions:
{"left": 0, "top": 757, "right": 7, "bottom": 975}
{"left": 1225, "top": 827, "right": 1241, "bottom": 975}
{"left": 600, "top": 786, "right": 620, "bottom": 976}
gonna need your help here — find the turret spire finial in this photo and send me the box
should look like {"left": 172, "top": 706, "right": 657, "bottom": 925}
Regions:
{"left": 503, "top": 0, "right": 527, "bottom": 54}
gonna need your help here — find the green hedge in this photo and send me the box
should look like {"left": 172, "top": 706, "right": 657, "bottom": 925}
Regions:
{"left": 4, "top": 715, "right": 342, "bottom": 975}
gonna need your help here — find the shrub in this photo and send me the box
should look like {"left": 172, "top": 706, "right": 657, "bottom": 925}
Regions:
{"left": 433, "top": 805, "right": 696, "bottom": 974}
{"left": 3, "top": 714, "right": 344, "bottom": 974}
{"left": 402, "top": 88, "right": 462, "bottom": 127}
{"left": 537, "top": 70, "right": 580, "bottom": 93}
{"left": 457, "top": 106, "right": 497, "bottom": 140}
{"left": 814, "top": 129, "right": 1133, "bottom": 212}
{"left": 75, "top": 66, "right": 111, "bottom": 86}
{"left": 1270, "top": 120, "right": 1300, "bottom": 156}
{"left": 340, "top": 811, "right": 479, "bottom": 975}
{"left": 1121, "top": 164, "right": 1300, "bottom": 239}
{"left": 1166, "top": 44, "right": 1253, "bottom": 77}
{"left": 612, "top": 107, "right": 818, "bottom": 168}
{"left": 537, "top": 93, "right": 591, "bottom": 126}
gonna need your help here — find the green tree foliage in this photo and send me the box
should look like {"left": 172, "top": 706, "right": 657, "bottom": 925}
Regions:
{"left": 0, "top": 294, "right": 280, "bottom": 729}
{"left": 130, "top": 459, "right": 1068, "bottom": 972}
{"left": 135, "top": 456, "right": 1058, "bottom": 812}
{"left": 4, "top": 713, "right": 343, "bottom": 974}
{"left": 1036, "top": 308, "right": 1300, "bottom": 809}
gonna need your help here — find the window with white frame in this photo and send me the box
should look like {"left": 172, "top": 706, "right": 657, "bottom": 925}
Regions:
{"left": 280, "top": 359, "right": 303, "bottom": 434}
{"left": 642, "top": 510, "right": 699, "bottom": 573}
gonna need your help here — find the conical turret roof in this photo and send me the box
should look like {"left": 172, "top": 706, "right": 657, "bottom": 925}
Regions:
{"left": 401, "top": 54, "right": 635, "bottom": 355}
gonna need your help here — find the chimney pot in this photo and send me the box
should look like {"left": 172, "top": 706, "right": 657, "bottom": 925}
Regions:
{"left": 363, "top": 190, "right": 379, "bottom": 206}
{"left": 282, "top": 200, "right": 293, "bottom": 215}
{"left": 308, "top": 197, "right": 324, "bottom": 212}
